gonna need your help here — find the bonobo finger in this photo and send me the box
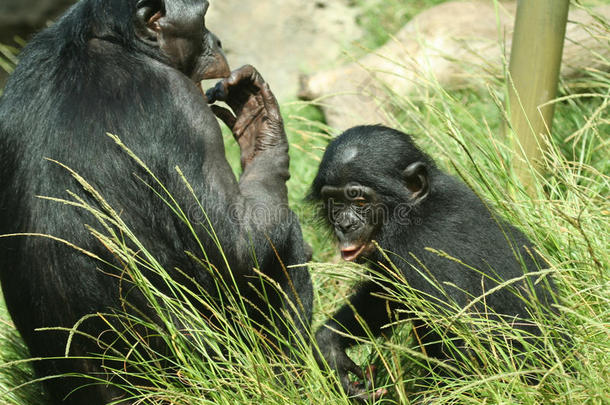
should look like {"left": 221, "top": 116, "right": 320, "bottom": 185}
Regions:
{"left": 345, "top": 360, "right": 364, "bottom": 380}
{"left": 210, "top": 105, "right": 236, "bottom": 129}
{"left": 340, "top": 373, "right": 362, "bottom": 401}
{"left": 205, "top": 81, "right": 227, "bottom": 104}
{"left": 226, "top": 64, "right": 265, "bottom": 90}
{"left": 373, "top": 387, "right": 389, "bottom": 400}
{"left": 260, "top": 82, "right": 281, "bottom": 118}
{"left": 345, "top": 379, "right": 387, "bottom": 403}
{"left": 343, "top": 379, "right": 369, "bottom": 403}
{"left": 341, "top": 361, "right": 387, "bottom": 402}
{"left": 363, "top": 365, "right": 389, "bottom": 400}
{"left": 206, "top": 65, "right": 263, "bottom": 112}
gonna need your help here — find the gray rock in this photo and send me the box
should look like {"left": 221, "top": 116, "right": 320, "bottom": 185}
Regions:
{"left": 206, "top": 0, "right": 361, "bottom": 100}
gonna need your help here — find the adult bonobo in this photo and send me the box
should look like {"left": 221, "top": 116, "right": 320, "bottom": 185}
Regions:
{"left": 0, "top": 0, "right": 312, "bottom": 403}
{"left": 309, "top": 125, "right": 557, "bottom": 400}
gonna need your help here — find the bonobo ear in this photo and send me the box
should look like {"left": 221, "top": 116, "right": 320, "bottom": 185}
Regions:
{"left": 135, "top": 0, "right": 165, "bottom": 44}
{"left": 402, "top": 162, "right": 429, "bottom": 204}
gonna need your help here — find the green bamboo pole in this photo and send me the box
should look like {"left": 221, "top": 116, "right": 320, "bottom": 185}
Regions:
{"left": 507, "top": 0, "right": 570, "bottom": 192}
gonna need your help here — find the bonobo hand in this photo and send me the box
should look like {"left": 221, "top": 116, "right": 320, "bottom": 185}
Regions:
{"left": 206, "top": 65, "right": 285, "bottom": 169}
{"left": 316, "top": 330, "right": 387, "bottom": 402}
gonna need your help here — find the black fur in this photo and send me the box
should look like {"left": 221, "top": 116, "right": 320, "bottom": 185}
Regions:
{"left": 310, "top": 125, "right": 557, "bottom": 398}
{"left": 0, "top": 1, "right": 312, "bottom": 403}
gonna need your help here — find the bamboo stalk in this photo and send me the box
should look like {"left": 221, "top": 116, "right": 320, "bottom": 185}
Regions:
{"left": 507, "top": 0, "right": 570, "bottom": 192}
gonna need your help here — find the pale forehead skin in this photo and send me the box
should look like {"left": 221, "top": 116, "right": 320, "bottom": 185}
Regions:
{"left": 337, "top": 145, "right": 358, "bottom": 164}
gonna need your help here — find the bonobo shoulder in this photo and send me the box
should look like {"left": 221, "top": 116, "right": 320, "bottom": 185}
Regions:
{"left": 167, "top": 71, "right": 222, "bottom": 136}
{"left": 426, "top": 170, "right": 478, "bottom": 204}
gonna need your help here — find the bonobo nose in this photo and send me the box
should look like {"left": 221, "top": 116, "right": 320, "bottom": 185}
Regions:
{"left": 337, "top": 219, "right": 357, "bottom": 234}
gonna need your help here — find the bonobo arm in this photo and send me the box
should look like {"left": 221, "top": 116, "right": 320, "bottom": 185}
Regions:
{"left": 206, "top": 65, "right": 289, "bottom": 206}
{"left": 316, "top": 281, "right": 392, "bottom": 401}
{"left": 206, "top": 65, "right": 312, "bottom": 351}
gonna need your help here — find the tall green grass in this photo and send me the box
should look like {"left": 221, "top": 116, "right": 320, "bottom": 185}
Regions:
{"left": 1, "top": 2, "right": 609, "bottom": 404}
{"left": 350, "top": 0, "right": 447, "bottom": 52}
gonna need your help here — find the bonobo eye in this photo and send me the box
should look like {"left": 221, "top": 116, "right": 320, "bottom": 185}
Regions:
{"left": 352, "top": 198, "right": 367, "bottom": 208}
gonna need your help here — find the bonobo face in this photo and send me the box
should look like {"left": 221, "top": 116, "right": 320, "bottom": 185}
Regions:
{"left": 312, "top": 126, "right": 434, "bottom": 262}
{"left": 135, "top": 0, "right": 230, "bottom": 81}
{"left": 321, "top": 184, "right": 380, "bottom": 262}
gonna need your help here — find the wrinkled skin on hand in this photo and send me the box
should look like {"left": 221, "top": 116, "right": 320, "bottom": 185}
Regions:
{"left": 206, "top": 65, "right": 285, "bottom": 169}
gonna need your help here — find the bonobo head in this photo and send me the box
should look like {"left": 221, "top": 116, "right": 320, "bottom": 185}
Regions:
{"left": 134, "top": 0, "right": 230, "bottom": 81}
{"left": 309, "top": 125, "right": 435, "bottom": 262}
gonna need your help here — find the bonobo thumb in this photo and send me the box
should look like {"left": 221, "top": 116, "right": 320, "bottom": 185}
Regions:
{"left": 205, "top": 81, "right": 227, "bottom": 104}
{"left": 210, "top": 105, "right": 236, "bottom": 130}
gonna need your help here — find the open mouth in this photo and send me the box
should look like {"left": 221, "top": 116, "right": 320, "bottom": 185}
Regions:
{"left": 340, "top": 244, "right": 367, "bottom": 262}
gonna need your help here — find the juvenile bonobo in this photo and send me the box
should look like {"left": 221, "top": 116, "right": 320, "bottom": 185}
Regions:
{"left": 309, "top": 125, "right": 556, "bottom": 400}
{"left": 0, "top": 0, "right": 312, "bottom": 403}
